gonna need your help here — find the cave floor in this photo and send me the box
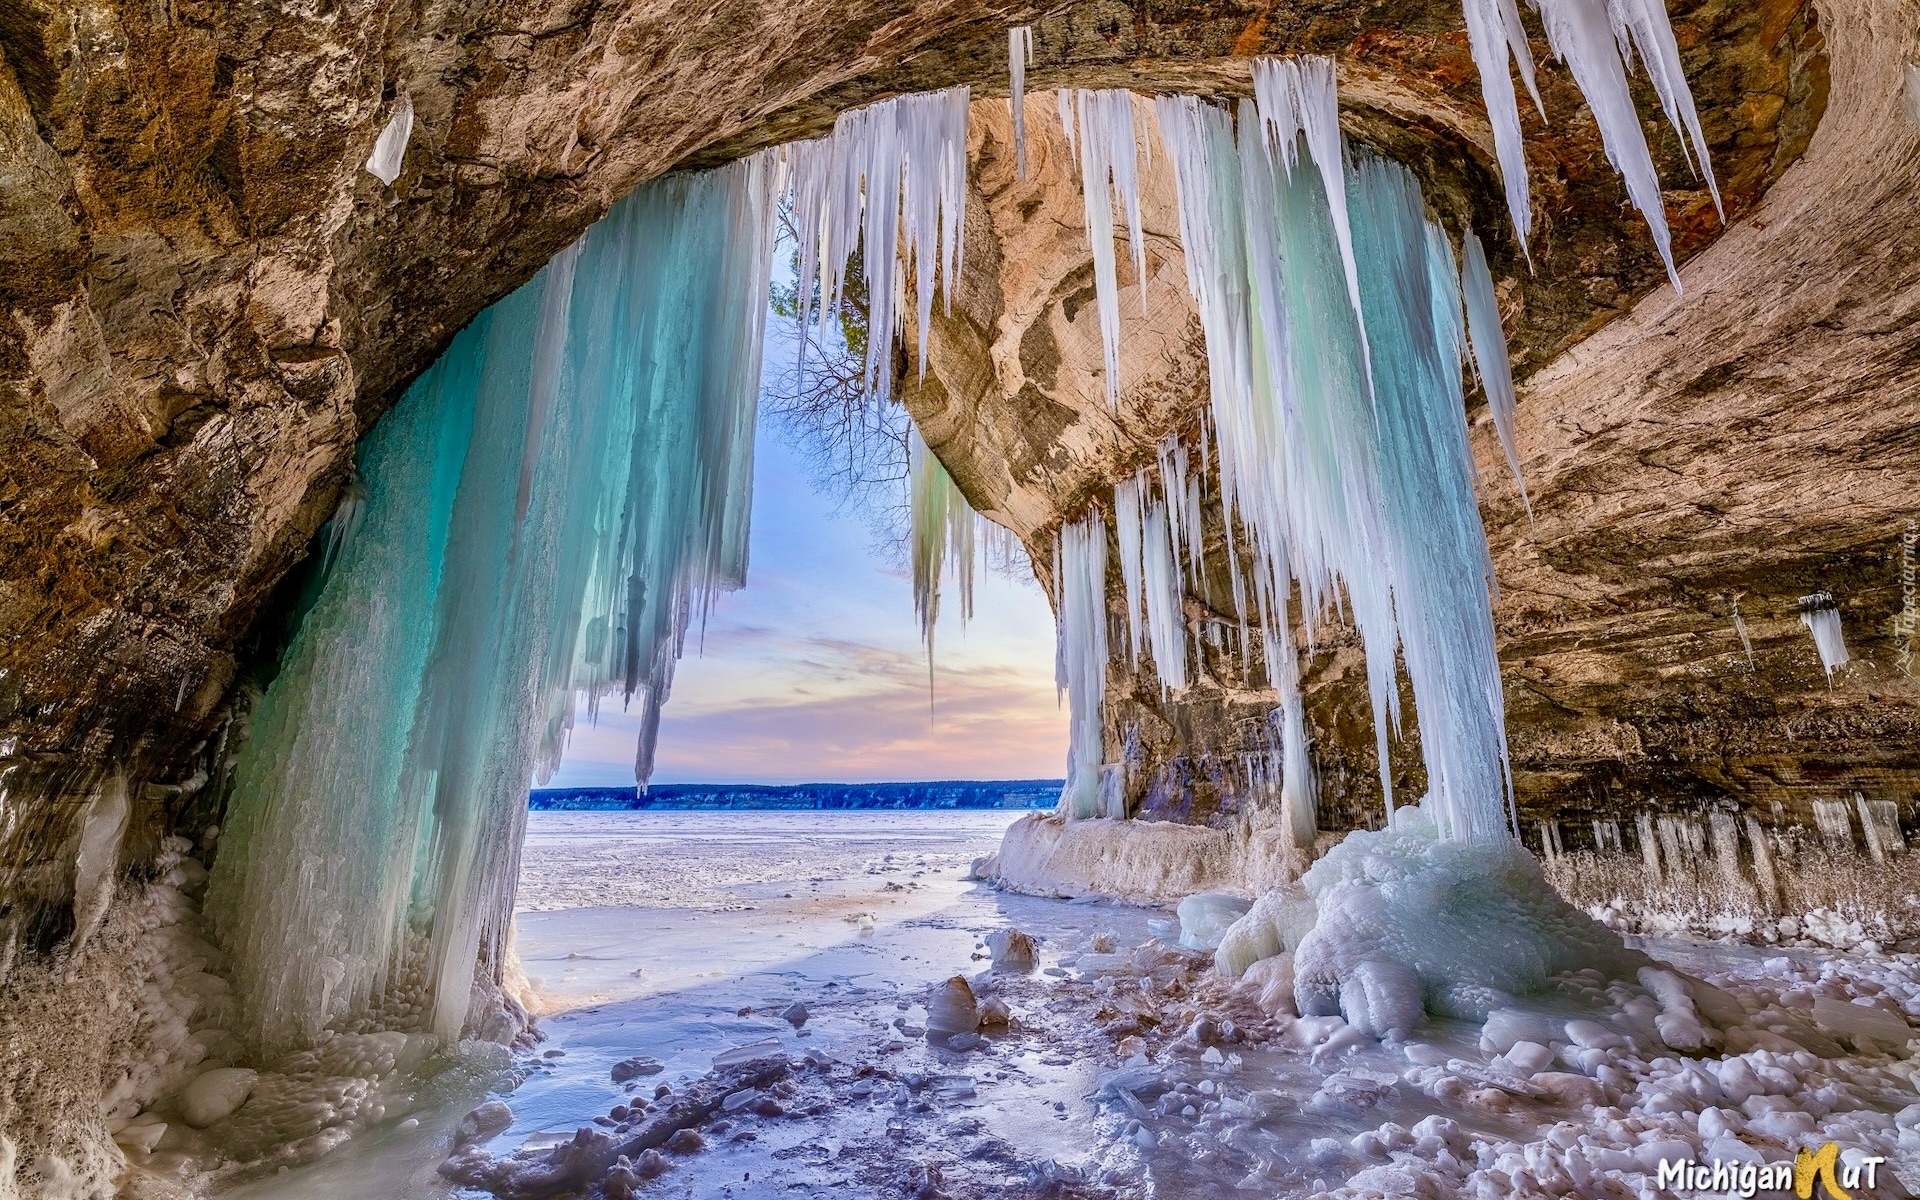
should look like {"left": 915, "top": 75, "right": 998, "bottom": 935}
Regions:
{"left": 217, "top": 811, "right": 1920, "bottom": 1199}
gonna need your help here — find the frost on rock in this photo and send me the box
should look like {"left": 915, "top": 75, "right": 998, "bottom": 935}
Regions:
{"left": 207, "top": 153, "right": 782, "bottom": 1053}
{"left": 1243, "top": 803, "right": 1650, "bottom": 1036}
{"left": 365, "top": 92, "right": 414, "bottom": 185}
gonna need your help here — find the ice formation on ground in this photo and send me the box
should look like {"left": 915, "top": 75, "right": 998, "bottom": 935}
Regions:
{"left": 206, "top": 153, "right": 782, "bottom": 1055}
{"left": 986, "top": 813, "right": 1301, "bottom": 902}
{"left": 363, "top": 92, "right": 413, "bottom": 185}
{"left": 1218, "top": 803, "right": 1655, "bottom": 1038}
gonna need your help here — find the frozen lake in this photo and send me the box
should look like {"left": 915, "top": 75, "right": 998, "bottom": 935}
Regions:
{"left": 227, "top": 809, "right": 1920, "bottom": 1200}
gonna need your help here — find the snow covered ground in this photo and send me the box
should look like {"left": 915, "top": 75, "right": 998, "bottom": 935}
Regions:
{"left": 222, "top": 811, "right": 1920, "bottom": 1200}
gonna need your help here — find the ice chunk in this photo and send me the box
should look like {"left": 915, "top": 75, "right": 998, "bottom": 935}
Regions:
{"left": 1215, "top": 886, "right": 1318, "bottom": 979}
{"left": 365, "top": 92, "right": 414, "bottom": 185}
{"left": 985, "top": 928, "right": 1037, "bottom": 973}
{"left": 1177, "top": 892, "right": 1254, "bottom": 950}
{"left": 927, "top": 975, "right": 980, "bottom": 1037}
{"left": 1481, "top": 1008, "right": 1565, "bottom": 1054}
{"left": 1811, "top": 996, "right": 1913, "bottom": 1047}
{"left": 179, "top": 1067, "right": 257, "bottom": 1128}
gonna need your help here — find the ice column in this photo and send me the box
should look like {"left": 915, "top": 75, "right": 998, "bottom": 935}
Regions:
{"left": 1157, "top": 66, "right": 1519, "bottom": 844}
{"left": 207, "top": 153, "right": 781, "bottom": 1054}
{"left": 1056, "top": 515, "right": 1110, "bottom": 819}
{"left": 909, "top": 427, "right": 979, "bottom": 646}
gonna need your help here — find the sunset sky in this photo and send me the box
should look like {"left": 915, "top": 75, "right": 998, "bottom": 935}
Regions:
{"left": 545, "top": 408, "right": 1069, "bottom": 788}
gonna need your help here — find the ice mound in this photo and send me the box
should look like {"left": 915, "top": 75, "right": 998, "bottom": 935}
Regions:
{"left": 1226, "top": 803, "right": 1648, "bottom": 1036}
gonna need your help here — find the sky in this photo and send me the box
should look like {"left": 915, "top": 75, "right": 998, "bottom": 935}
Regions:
{"left": 543, "top": 407, "right": 1069, "bottom": 788}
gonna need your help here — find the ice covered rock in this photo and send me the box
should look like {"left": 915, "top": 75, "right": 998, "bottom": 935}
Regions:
{"left": 1292, "top": 803, "right": 1645, "bottom": 1029}
{"left": 1177, "top": 892, "right": 1254, "bottom": 950}
{"left": 926, "top": 976, "right": 980, "bottom": 1037}
{"left": 780, "top": 1002, "right": 809, "bottom": 1027}
{"left": 1337, "top": 959, "right": 1425, "bottom": 1039}
{"left": 610, "top": 1056, "right": 663, "bottom": 1082}
{"left": 1214, "top": 886, "right": 1317, "bottom": 979}
{"left": 456, "top": 1100, "right": 514, "bottom": 1145}
{"left": 179, "top": 1067, "right": 257, "bottom": 1128}
{"left": 985, "top": 928, "right": 1036, "bottom": 973}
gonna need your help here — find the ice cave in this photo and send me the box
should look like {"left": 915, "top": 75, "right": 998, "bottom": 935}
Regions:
{"left": 3, "top": 0, "right": 1920, "bottom": 1197}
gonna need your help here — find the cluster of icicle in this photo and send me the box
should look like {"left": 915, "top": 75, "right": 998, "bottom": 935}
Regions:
{"left": 1460, "top": 0, "right": 1719, "bottom": 285}
{"left": 207, "top": 88, "right": 985, "bottom": 1055}
{"left": 1052, "top": 61, "right": 1536, "bottom": 848}
{"left": 207, "top": 157, "right": 783, "bottom": 1052}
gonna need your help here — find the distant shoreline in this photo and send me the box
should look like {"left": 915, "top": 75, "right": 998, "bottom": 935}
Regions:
{"left": 528, "top": 779, "right": 1063, "bottom": 812}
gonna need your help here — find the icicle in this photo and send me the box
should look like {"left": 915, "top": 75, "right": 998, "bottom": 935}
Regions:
{"left": 1114, "top": 474, "right": 1147, "bottom": 665}
{"left": 365, "top": 92, "right": 414, "bottom": 186}
{"left": 1606, "top": 0, "right": 1721, "bottom": 215}
{"left": 1528, "top": 0, "right": 1683, "bottom": 288}
{"left": 206, "top": 152, "right": 781, "bottom": 1053}
{"left": 785, "top": 88, "right": 971, "bottom": 403}
{"left": 1797, "top": 592, "right": 1850, "bottom": 677}
{"left": 1731, "top": 598, "right": 1755, "bottom": 667}
{"left": 1250, "top": 57, "right": 1370, "bottom": 381}
{"left": 1142, "top": 495, "right": 1189, "bottom": 694}
{"left": 1159, "top": 82, "right": 1521, "bottom": 844}
{"left": 1009, "top": 27, "right": 1034, "bottom": 179}
{"left": 1459, "top": 230, "right": 1531, "bottom": 516}
{"left": 1061, "top": 89, "right": 1148, "bottom": 408}
{"left": 1461, "top": 0, "right": 1543, "bottom": 252}
{"left": 909, "top": 426, "right": 979, "bottom": 648}
{"left": 1057, "top": 513, "right": 1110, "bottom": 819}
